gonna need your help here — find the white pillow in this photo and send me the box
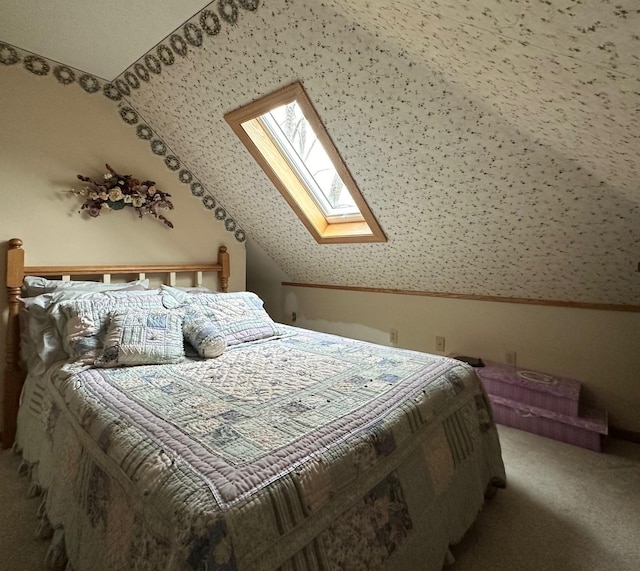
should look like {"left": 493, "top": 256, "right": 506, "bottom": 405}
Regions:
{"left": 160, "top": 284, "right": 221, "bottom": 307}
{"left": 23, "top": 276, "right": 149, "bottom": 297}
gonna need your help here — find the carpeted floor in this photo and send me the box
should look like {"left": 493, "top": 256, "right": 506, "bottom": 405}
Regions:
{"left": 0, "top": 445, "right": 51, "bottom": 570}
{"left": 450, "top": 426, "right": 640, "bottom": 570}
{"left": 1, "top": 425, "right": 639, "bottom": 570}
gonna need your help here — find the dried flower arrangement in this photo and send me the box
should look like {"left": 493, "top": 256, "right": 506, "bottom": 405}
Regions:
{"left": 69, "top": 164, "right": 174, "bottom": 228}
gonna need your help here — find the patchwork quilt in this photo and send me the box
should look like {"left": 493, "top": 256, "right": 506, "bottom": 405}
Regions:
{"left": 16, "top": 326, "right": 505, "bottom": 571}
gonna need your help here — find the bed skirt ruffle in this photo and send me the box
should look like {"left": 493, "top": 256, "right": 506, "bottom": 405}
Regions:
{"left": 15, "top": 450, "right": 75, "bottom": 571}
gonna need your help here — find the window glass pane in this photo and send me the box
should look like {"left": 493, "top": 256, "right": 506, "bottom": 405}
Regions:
{"left": 262, "top": 102, "right": 360, "bottom": 218}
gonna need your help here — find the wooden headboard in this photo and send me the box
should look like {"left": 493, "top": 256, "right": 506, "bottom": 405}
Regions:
{"left": 2, "top": 238, "right": 231, "bottom": 448}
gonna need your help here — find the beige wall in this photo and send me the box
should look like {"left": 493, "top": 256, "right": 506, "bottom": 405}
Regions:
{"left": 0, "top": 67, "right": 246, "bottom": 430}
{"left": 246, "top": 238, "right": 289, "bottom": 322}
{"left": 279, "top": 285, "right": 640, "bottom": 433}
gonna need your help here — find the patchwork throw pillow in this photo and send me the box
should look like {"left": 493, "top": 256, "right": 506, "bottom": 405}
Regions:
{"left": 59, "top": 293, "right": 165, "bottom": 363}
{"left": 95, "top": 309, "right": 185, "bottom": 367}
{"left": 22, "top": 289, "right": 160, "bottom": 368}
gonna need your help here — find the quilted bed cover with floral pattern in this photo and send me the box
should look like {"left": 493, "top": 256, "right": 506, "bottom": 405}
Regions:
{"left": 16, "top": 326, "right": 505, "bottom": 571}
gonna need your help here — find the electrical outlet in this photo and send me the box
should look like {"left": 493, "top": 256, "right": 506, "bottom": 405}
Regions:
{"left": 291, "top": 312, "right": 297, "bottom": 323}
{"left": 435, "top": 336, "right": 445, "bottom": 352}
{"left": 390, "top": 329, "right": 398, "bottom": 344}
{"left": 505, "top": 350, "right": 517, "bottom": 367}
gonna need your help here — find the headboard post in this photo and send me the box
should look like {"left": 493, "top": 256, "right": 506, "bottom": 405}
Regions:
{"left": 218, "top": 246, "right": 230, "bottom": 292}
{"left": 3, "top": 238, "right": 25, "bottom": 448}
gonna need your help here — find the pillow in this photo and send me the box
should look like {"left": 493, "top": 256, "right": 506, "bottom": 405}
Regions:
{"left": 19, "top": 300, "right": 44, "bottom": 375}
{"left": 182, "top": 308, "right": 227, "bottom": 358}
{"left": 19, "top": 289, "right": 156, "bottom": 369}
{"left": 163, "top": 290, "right": 280, "bottom": 346}
{"left": 20, "top": 295, "right": 63, "bottom": 371}
{"left": 168, "top": 285, "right": 215, "bottom": 294}
{"left": 95, "top": 309, "right": 185, "bottom": 367}
{"left": 23, "top": 276, "right": 149, "bottom": 297}
{"left": 160, "top": 284, "right": 220, "bottom": 307}
{"left": 59, "top": 293, "right": 165, "bottom": 363}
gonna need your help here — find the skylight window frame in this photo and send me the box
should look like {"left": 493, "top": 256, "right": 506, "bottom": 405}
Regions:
{"left": 224, "top": 82, "right": 386, "bottom": 244}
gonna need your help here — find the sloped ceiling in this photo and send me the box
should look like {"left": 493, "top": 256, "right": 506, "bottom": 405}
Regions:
{"left": 330, "top": 0, "right": 639, "bottom": 199}
{"left": 0, "top": 0, "right": 212, "bottom": 80}
{"left": 1, "top": 0, "right": 639, "bottom": 305}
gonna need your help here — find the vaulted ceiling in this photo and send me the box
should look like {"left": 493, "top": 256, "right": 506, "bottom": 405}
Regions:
{"left": 1, "top": 0, "right": 639, "bottom": 305}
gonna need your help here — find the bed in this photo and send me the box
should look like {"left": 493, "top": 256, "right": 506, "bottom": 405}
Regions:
{"left": 3, "top": 237, "right": 506, "bottom": 570}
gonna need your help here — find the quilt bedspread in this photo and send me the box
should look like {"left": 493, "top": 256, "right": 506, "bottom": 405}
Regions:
{"left": 18, "top": 327, "right": 505, "bottom": 571}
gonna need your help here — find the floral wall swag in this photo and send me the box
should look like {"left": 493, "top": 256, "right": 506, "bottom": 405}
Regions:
{"left": 70, "top": 164, "right": 174, "bottom": 228}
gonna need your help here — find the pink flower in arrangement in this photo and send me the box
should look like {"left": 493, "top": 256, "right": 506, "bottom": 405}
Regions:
{"left": 69, "top": 164, "right": 174, "bottom": 228}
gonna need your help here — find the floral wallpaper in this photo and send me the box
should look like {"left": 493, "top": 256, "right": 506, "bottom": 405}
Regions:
{"left": 2, "top": 0, "right": 639, "bottom": 304}
{"left": 328, "top": 0, "right": 639, "bottom": 203}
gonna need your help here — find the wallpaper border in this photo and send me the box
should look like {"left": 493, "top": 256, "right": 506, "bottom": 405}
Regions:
{"left": 114, "top": 0, "right": 260, "bottom": 95}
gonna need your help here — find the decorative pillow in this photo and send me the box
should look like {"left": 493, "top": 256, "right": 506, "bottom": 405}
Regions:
{"left": 182, "top": 309, "right": 227, "bottom": 358}
{"left": 163, "top": 291, "right": 280, "bottom": 346}
{"left": 59, "top": 294, "right": 165, "bottom": 363}
{"left": 95, "top": 309, "right": 185, "bottom": 367}
{"left": 20, "top": 289, "right": 159, "bottom": 369}
{"left": 23, "top": 276, "right": 149, "bottom": 297}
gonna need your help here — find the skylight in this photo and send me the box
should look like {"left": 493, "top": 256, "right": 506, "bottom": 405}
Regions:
{"left": 225, "top": 82, "right": 386, "bottom": 244}
{"left": 260, "top": 101, "right": 360, "bottom": 221}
